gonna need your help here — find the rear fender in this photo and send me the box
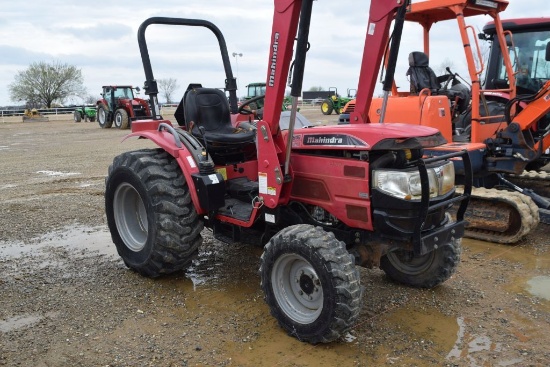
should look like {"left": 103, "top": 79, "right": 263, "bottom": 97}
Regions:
{"left": 122, "top": 125, "right": 206, "bottom": 214}
{"left": 96, "top": 99, "right": 108, "bottom": 109}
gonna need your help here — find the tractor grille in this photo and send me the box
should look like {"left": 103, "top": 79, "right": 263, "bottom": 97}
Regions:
{"left": 133, "top": 105, "right": 147, "bottom": 117}
{"left": 342, "top": 101, "right": 355, "bottom": 113}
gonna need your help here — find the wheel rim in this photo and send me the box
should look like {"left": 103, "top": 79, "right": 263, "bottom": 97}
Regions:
{"left": 321, "top": 103, "right": 329, "bottom": 113}
{"left": 114, "top": 113, "right": 122, "bottom": 128}
{"left": 386, "top": 250, "right": 435, "bottom": 275}
{"left": 113, "top": 183, "right": 148, "bottom": 252}
{"left": 271, "top": 253, "right": 323, "bottom": 324}
{"left": 99, "top": 109, "right": 105, "bottom": 124}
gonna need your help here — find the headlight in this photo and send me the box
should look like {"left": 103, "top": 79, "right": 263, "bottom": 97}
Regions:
{"left": 372, "top": 161, "right": 455, "bottom": 200}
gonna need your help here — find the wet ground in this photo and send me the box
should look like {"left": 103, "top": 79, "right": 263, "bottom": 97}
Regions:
{"left": 0, "top": 108, "right": 549, "bottom": 366}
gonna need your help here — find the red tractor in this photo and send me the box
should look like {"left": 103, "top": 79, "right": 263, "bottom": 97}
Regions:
{"left": 96, "top": 85, "right": 151, "bottom": 129}
{"left": 104, "top": 1, "right": 471, "bottom": 343}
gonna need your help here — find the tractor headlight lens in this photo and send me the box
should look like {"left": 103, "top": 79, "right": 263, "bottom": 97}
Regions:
{"left": 372, "top": 161, "right": 455, "bottom": 200}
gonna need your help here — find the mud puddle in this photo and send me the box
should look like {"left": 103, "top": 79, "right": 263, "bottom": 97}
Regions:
{"left": 0, "top": 225, "right": 117, "bottom": 261}
{"left": 464, "top": 238, "right": 550, "bottom": 304}
{"left": 1, "top": 228, "right": 549, "bottom": 365}
{"left": 526, "top": 276, "right": 550, "bottom": 301}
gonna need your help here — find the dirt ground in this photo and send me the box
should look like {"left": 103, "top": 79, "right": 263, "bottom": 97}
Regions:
{"left": 0, "top": 107, "right": 549, "bottom": 367}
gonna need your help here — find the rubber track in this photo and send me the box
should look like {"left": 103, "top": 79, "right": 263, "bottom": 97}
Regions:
{"left": 506, "top": 170, "right": 550, "bottom": 198}
{"left": 458, "top": 187, "right": 539, "bottom": 244}
{"left": 512, "top": 170, "right": 550, "bottom": 180}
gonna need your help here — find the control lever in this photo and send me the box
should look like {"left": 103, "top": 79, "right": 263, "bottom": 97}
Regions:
{"left": 197, "top": 126, "right": 210, "bottom": 160}
{"left": 446, "top": 67, "right": 471, "bottom": 88}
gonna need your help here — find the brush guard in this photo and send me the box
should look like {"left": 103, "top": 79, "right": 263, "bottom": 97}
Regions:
{"left": 372, "top": 149, "right": 472, "bottom": 255}
{"left": 413, "top": 150, "right": 472, "bottom": 255}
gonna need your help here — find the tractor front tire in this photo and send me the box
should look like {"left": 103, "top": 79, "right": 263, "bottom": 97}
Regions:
{"left": 320, "top": 99, "right": 333, "bottom": 115}
{"left": 260, "top": 225, "right": 362, "bottom": 343}
{"left": 97, "top": 104, "right": 112, "bottom": 128}
{"left": 105, "top": 149, "right": 203, "bottom": 277}
{"left": 114, "top": 109, "right": 130, "bottom": 129}
{"left": 89, "top": 116, "right": 96, "bottom": 122}
{"left": 380, "top": 239, "right": 462, "bottom": 288}
{"left": 74, "top": 111, "right": 82, "bottom": 123}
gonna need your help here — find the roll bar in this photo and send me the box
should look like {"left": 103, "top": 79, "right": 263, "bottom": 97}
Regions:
{"left": 137, "top": 17, "right": 239, "bottom": 119}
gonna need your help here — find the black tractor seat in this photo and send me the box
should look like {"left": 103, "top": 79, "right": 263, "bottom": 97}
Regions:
{"left": 182, "top": 87, "right": 255, "bottom": 146}
{"left": 174, "top": 85, "right": 256, "bottom": 165}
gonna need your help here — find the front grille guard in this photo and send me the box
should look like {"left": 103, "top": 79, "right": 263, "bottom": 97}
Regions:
{"left": 413, "top": 149, "right": 472, "bottom": 254}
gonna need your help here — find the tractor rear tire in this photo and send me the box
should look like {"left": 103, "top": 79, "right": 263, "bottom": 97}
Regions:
{"left": 105, "top": 148, "right": 203, "bottom": 277}
{"left": 115, "top": 108, "right": 130, "bottom": 129}
{"left": 380, "top": 239, "right": 462, "bottom": 288}
{"left": 97, "top": 103, "right": 112, "bottom": 128}
{"left": 260, "top": 225, "right": 362, "bottom": 343}
{"left": 321, "top": 99, "right": 333, "bottom": 115}
{"left": 74, "top": 111, "right": 82, "bottom": 123}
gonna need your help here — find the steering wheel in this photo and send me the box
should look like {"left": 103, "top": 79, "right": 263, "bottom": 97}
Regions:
{"left": 238, "top": 94, "right": 265, "bottom": 115}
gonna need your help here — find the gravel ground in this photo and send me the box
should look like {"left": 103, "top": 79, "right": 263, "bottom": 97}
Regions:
{"left": 0, "top": 108, "right": 549, "bottom": 366}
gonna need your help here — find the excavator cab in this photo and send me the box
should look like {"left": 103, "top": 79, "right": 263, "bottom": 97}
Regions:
{"left": 484, "top": 19, "right": 550, "bottom": 96}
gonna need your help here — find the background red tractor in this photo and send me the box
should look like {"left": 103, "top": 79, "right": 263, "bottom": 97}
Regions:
{"left": 96, "top": 85, "right": 151, "bottom": 129}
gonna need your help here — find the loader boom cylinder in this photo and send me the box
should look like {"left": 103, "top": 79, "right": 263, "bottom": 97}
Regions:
{"left": 350, "top": 0, "right": 408, "bottom": 124}
{"left": 284, "top": 0, "right": 314, "bottom": 176}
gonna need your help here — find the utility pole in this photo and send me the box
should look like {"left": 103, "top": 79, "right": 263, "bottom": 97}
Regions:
{"left": 232, "top": 52, "right": 243, "bottom": 97}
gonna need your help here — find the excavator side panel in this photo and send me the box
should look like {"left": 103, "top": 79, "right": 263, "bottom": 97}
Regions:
{"left": 368, "top": 95, "right": 453, "bottom": 141}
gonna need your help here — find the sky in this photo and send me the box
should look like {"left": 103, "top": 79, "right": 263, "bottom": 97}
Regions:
{"left": 0, "top": 0, "right": 546, "bottom": 107}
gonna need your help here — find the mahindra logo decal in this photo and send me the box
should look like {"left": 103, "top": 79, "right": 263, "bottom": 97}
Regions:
{"left": 306, "top": 136, "right": 344, "bottom": 144}
{"left": 268, "top": 33, "right": 280, "bottom": 87}
{"left": 302, "top": 134, "right": 368, "bottom": 147}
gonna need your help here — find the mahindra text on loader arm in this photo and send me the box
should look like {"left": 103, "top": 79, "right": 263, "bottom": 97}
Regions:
{"left": 103, "top": 0, "right": 471, "bottom": 343}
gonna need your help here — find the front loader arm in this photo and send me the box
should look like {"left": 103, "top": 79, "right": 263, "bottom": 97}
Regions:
{"left": 257, "top": 0, "right": 306, "bottom": 208}
{"left": 262, "top": 0, "right": 302, "bottom": 136}
{"left": 351, "top": 0, "right": 409, "bottom": 124}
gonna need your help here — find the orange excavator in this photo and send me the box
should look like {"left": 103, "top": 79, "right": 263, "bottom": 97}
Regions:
{"left": 341, "top": 0, "right": 550, "bottom": 243}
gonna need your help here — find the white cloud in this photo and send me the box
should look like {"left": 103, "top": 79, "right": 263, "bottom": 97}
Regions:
{"left": 0, "top": 0, "right": 546, "bottom": 106}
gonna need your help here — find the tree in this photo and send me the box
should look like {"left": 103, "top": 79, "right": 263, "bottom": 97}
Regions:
{"left": 435, "top": 58, "right": 456, "bottom": 76}
{"left": 309, "top": 86, "right": 324, "bottom": 91}
{"left": 8, "top": 61, "right": 86, "bottom": 108}
{"left": 84, "top": 94, "right": 98, "bottom": 104}
{"left": 158, "top": 78, "right": 180, "bottom": 104}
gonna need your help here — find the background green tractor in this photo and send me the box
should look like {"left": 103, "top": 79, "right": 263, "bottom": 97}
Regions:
{"left": 241, "top": 82, "right": 295, "bottom": 119}
{"left": 73, "top": 105, "right": 97, "bottom": 122}
{"left": 320, "top": 87, "right": 356, "bottom": 115}
{"left": 244, "top": 82, "right": 267, "bottom": 110}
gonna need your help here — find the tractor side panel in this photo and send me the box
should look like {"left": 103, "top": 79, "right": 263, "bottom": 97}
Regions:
{"left": 369, "top": 96, "right": 453, "bottom": 141}
{"left": 289, "top": 154, "right": 373, "bottom": 231}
